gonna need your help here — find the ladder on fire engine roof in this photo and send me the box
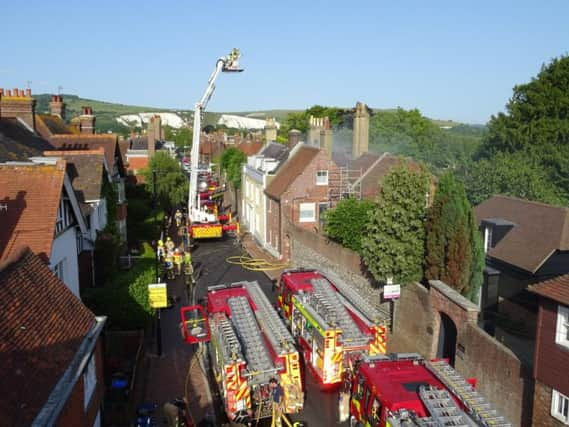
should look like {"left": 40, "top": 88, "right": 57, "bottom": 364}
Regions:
{"left": 228, "top": 296, "right": 274, "bottom": 376}
{"left": 245, "top": 280, "right": 296, "bottom": 354}
{"left": 322, "top": 270, "right": 390, "bottom": 326}
{"left": 425, "top": 360, "right": 512, "bottom": 427}
{"left": 214, "top": 313, "right": 244, "bottom": 362}
{"left": 309, "top": 278, "right": 369, "bottom": 347}
{"left": 419, "top": 385, "right": 476, "bottom": 427}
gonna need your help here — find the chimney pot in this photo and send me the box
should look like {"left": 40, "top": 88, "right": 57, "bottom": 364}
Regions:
{"left": 25, "top": 88, "right": 31, "bottom": 97}
{"left": 6, "top": 90, "right": 12, "bottom": 97}
{"left": 13, "top": 88, "right": 19, "bottom": 96}
{"left": 0, "top": 88, "right": 3, "bottom": 96}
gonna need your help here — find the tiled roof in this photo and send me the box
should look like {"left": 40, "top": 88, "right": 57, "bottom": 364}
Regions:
{"left": 349, "top": 152, "right": 382, "bottom": 173}
{"left": 118, "top": 139, "right": 129, "bottom": 166}
{"left": 474, "top": 196, "right": 569, "bottom": 273}
{"left": 50, "top": 134, "right": 121, "bottom": 174}
{"left": 352, "top": 153, "right": 412, "bottom": 200}
{"left": 44, "top": 149, "right": 106, "bottom": 212}
{"left": 130, "top": 136, "right": 148, "bottom": 150}
{"left": 0, "top": 161, "right": 66, "bottom": 261}
{"left": 35, "top": 114, "right": 77, "bottom": 139}
{"left": 530, "top": 274, "right": 569, "bottom": 306}
{"left": 237, "top": 141, "right": 263, "bottom": 156}
{"left": 259, "top": 142, "right": 289, "bottom": 162}
{"left": 0, "top": 247, "right": 95, "bottom": 426}
{"left": 0, "top": 118, "right": 54, "bottom": 162}
{"left": 265, "top": 145, "right": 320, "bottom": 200}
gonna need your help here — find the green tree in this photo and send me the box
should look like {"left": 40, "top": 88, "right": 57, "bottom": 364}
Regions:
{"left": 220, "top": 147, "right": 247, "bottom": 189}
{"left": 478, "top": 55, "right": 569, "bottom": 202}
{"left": 142, "top": 152, "right": 187, "bottom": 210}
{"left": 361, "top": 164, "right": 431, "bottom": 284}
{"left": 164, "top": 125, "right": 193, "bottom": 153}
{"left": 462, "top": 152, "right": 564, "bottom": 206}
{"left": 278, "top": 105, "right": 347, "bottom": 139}
{"left": 425, "top": 172, "right": 484, "bottom": 300}
{"left": 323, "top": 198, "right": 375, "bottom": 252}
{"left": 369, "top": 108, "right": 482, "bottom": 172}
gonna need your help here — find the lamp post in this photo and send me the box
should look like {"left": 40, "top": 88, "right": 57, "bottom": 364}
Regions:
{"left": 152, "top": 169, "right": 166, "bottom": 357}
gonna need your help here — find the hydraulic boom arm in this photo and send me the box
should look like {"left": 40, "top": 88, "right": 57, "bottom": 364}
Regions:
{"left": 188, "top": 49, "right": 242, "bottom": 218}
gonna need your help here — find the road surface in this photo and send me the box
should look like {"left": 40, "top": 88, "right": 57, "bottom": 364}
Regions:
{"left": 192, "top": 237, "right": 339, "bottom": 427}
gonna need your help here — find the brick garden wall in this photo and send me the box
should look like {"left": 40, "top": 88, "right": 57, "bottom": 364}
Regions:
{"left": 287, "top": 222, "right": 529, "bottom": 425}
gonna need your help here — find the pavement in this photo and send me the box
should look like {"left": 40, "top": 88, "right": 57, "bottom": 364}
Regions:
{"left": 132, "top": 223, "right": 215, "bottom": 427}
{"left": 133, "top": 230, "right": 338, "bottom": 427}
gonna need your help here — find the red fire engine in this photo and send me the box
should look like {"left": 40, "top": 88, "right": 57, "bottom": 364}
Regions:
{"left": 341, "top": 353, "right": 511, "bottom": 427}
{"left": 181, "top": 280, "right": 304, "bottom": 424}
{"left": 276, "top": 269, "right": 390, "bottom": 386}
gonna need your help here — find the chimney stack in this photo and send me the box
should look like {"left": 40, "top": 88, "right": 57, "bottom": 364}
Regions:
{"left": 264, "top": 117, "right": 278, "bottom": 143}
{"left": 147, "top": 115, "right": 161, "bottom": 157}
{"left": 79, "top": 106, "right": 95, "bottom": 134}
{"left": 0, "top": 87, "right": 36, "bottom": 130}
{"left": 352, "top": 102, "right": 369, "bottom": 158}
{"left": 320, "top": 117, "right": 333, "bottom": 158}
{"left": 288, "top": 129, "right": 301, "bottom": 149}
{"left": 308, "top": 115, "right": 327, "bottom": 147}
{"left": 49, "top": 95, "right": 66, "bottom": 120}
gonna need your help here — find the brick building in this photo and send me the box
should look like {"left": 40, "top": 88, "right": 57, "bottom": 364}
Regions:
{"left": 530, "top": 274, "right": 569, "bottom": 426}
{"left": 0, "top": 248, "right": 106, "bottom": 426}
{"left": 265, "top": 144, "right": 339, "bottom": 260}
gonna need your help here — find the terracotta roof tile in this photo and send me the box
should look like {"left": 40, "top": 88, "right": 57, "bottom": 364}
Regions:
{"left": 49, "top": 134, "right": 121, "bottom": 174}
{"left": 35, "top": 114, "right": 77, "bottom": 139}
{"left": 0, "top": 118, "right": 54, "bottom": 162}
{"left": 265, "top": 145, "right": 320, "bottom": 200}
{"left": 0, "top": 161, "right": 66, "bottom": 261}
{"left": 530, "top": 274, "right": 569, "bottom": 306}
{"left": 0, "top": 248, "right": 95, "bottom": 425}
{"left": 474, "top": 196, "right": 569, "bottom": 273}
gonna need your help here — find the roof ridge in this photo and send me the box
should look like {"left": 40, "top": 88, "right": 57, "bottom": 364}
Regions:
{"left": 493, "top": 194, "right": 569, "bottom": 211}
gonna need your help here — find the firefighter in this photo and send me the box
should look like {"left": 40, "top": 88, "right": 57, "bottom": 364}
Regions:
{"left": 175, "top": 209, "right": 183, "bottom": 227}
{"left": 173, "top": 248, "right": 183, "bottom": 276}
{"left": 165, "top": 251, "right": 174, "bottom": 280}
{"left": 184, "top": 250, "right": 193, "bottom": 275}
{"left": 156, "top": 239, "right": 165, "bottom": 261}
{"left": 165, "top": 236, "right": 175, "bottom": 252}
{"left": 269, "top": 378, "right": 284, "bottom": 425}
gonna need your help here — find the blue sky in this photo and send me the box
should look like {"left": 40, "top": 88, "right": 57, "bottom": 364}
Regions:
{"left": 1, "top": 0, "right": 567, "bottom": 124}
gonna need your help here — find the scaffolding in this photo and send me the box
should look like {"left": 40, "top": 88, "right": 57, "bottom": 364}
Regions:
{"left": 328, "top": 166, "right": 362, "bottom": 205}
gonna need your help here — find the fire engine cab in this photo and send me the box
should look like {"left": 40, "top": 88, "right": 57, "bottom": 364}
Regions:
{"left": 181, "top": 280, "right": 304, "bottom": 424}
{"left": 276, "top": 269, "right": 390, "bottom": 386}
{"left": 342, "top": 353, "right": 512, "bottom": 427}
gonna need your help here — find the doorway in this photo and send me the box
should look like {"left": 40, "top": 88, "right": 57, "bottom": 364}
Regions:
{"left": 436, "top": 312, "right": 457, "bottom": 366}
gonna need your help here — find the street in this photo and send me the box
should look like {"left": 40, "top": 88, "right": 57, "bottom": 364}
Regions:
{"left": 191, "top": 237, "right": 339, "bottom": 427}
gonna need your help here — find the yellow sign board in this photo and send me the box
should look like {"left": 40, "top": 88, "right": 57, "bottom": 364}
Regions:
{"left": 192, "top": 224, "right": 223, "bottom": 239}
{"left": 148, "top": 283, "right": 168, "bottom": 308}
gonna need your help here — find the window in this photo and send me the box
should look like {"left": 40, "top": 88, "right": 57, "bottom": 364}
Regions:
{"left": 316, "top": 170, "right": 329, "bottom": 186}
{"left": 53, "top": 259, "right": 65, "bottom": 282}
{"left": 299, "top": 203, "right": 316, "bottom": 223}
{"left": 556, "top": 305, "right": 569, "bottom": 349}
{"left": 552, "top": 389, "right": 569, "bottom": 424}
{"left": 55, "top": 195, "right": 74, "bottom": 234}
{"left": 83, "top": 355, "right": 97, "bottom": 409}
{"left": 484, "top": 226, "right": 493, "bottom": 253}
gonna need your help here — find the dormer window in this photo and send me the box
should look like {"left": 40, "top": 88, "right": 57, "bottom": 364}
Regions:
{"left": 484, "top": 226, "right": 493, "bottom": 253}
{"left": 316, "top": 170, "right": 329, "bottom": 186}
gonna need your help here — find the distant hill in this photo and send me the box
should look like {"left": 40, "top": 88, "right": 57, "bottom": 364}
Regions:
{"left": 33, "top": 94, "right": 481, "bottom": 136}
